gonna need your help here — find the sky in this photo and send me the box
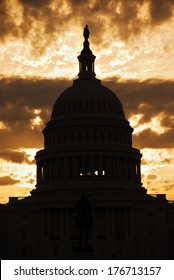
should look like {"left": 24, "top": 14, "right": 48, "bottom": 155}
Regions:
{"left": 0, "top": 0, "right": 174, "bottom": 203}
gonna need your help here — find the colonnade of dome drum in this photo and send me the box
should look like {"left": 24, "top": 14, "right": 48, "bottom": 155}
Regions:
{"left": 36, "top": 95, "right": 142, "bottom": 188}
{"left": 36, "top": 154, "right": 141, "bottom": 185}
{"left": 44, "top": 122, "right": 132, "bottom": 147}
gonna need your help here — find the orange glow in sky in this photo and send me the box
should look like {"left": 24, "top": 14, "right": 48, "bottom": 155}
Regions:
{"left": 0, "top": 0, "right": 174, "bottom": 203}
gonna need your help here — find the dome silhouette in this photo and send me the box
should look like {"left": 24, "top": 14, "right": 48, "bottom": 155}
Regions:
{"left": 36, "top": 26, "right": 140, "bottom": 192}
{"left": 51, "top": 79, "right": 125, "bottom": 117}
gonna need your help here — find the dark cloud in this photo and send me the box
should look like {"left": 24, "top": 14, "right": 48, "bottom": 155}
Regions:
{"left": 0, "top": 0, "right": 174, "bottom": 55}
{"left": 18, "top": 0, "right": 50, "bottom": 8}
{"left": 0, "top": 150, "right": 34, "bottom": 164}
{"left": 162, "top": 158, "right": 172, "bottom": 164}
{"left": 150, "top": 0, "right": 174, "bottom": 24}
{"left": 0, "top": 0, "right": 19, "bottom": 40}
{"left": 27, "top": 178, "right": 35, "bottom": 184}
{"left": 0, "top": 176, "right": 19, "bottom": 186}
{"left": 104, "top": 79, "right": 174, "bottom": 119}
{"left": 133, "top": 128, "right": 174, "bottom": 148}
{"left": 0, "top": 77, "right": 173, "bottom": 150}
{"left": 0, "top": 77, "right": 70, "bottom": 149}
{"left": 104, "top": 78, "right": 174, "bottom": 148}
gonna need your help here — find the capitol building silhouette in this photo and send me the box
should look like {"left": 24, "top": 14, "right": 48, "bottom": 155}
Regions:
{"left": 0, "top": 26, "right": 174, "bottom": 260}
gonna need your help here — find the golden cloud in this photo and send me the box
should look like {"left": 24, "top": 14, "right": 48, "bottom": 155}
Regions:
{"left": 0, "top": 176, "right": 19, "bottom": 186}
{"left": 1, "top": 0, "right": 174, "bottom": 56}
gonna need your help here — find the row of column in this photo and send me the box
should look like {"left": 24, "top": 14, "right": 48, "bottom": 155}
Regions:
{"left": 44, "top": 128, "right": 131, "bottom": 147}
{"left": 36, "top": 155, "right": 141, "bottom": 185}
{"left": 42, "top": 207, "right": 133, "bottom": 240}
{"left": 79, "top": 60, "right": 94, "bottom": 73}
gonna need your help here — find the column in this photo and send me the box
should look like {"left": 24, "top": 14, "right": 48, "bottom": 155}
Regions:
{"left": 98, "top": 155, "right": 103, "bottom": 177}
{"left": 60, "top": 209, "right": 63, "bottom": 238}
{"left": 127, "top": 208, "right": 132, "bottom": 236}
{"left": 91, "top": 156, "right": 94, "bottom": 176}
{"left": 106, "top": 208, "right": 112, "bottom": 237}
{"left": 117, "top": 157, "right": 120, "bottom": 181}
{"left": 46, "top": 160, "right": 49, "bottom": 182}
{"left": 82, "top": 156, "right": 85, "bottom": 177}
{"left": 69, "top": 157, "right": 72, "bottom": 179}
{"left": 118, "top": 129, "right": 120, "bottom": 143}
{"left": 127, "top": 158, "right": 130, "bottom": 181}
{"left": 66, "top": 209, "right": 69, "bottom": 238}
{"left": 111, "top": 208, "right": 114, "bottom": 237}
{"left": 37, "top": 162, "right": 42, "bottom": 184}
{"left": 55, "top": 158, "right": 58, "bottom": 181}
{"left": 44, "top": 209, "right": 48, "bottom": 238}
{"left": 130, "top": 159, "right": 133, "bottom": 181}
{"left": 92, "top": 208, "right": 96, "bottom": 240}
{"left": 137, "top": 160, "right": 141, "bottom": 182}
{"left": 58, "top": 158, "right": 62, "bottom": 180}
{"left": 62, "top": 158, "right": 65, "bottom": 180}
{"left": 120, "top": 157, "right": 124, "bottom": 180}
{"left": 43, "top": 160, "right": 47, "bottom": 183}
{"left": 110, "top": 156, "right": 112, "bottom": 178}
{"left": 132, "top": 159, "right": 136, "bottom": 182}
{"left": 47, "top": 209, "right": 50, "bottom": 238}
{"left": 63, "top": 158, "right": 67, "bottom": 180}
{"left": 49, "top": 159, "right": 52, "bottom": 183}
{"left": 124, "top": 157, "right": 128, "bottom": 180}
{"left": 113, "top": 157, "right": 117, "bottom": 179}
{"left": 72, "top": 157, "right": 75, "bottom": 179}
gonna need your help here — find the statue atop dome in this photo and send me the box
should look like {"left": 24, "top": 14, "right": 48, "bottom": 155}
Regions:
{"left": 78, "top": 25, "right": 96, "bottom": 79}
{"left": 84, "top": 25, "right": 90, "bottom": 40}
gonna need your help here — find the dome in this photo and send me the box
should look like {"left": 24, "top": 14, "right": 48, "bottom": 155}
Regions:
{"left": 35, "top": 25, "right": 142, "bottom": 195}
{"left": 51, "top": 78, "right": 125, "bottom": 118}
{"left": 51, "top": 25, "right": 125, "bottom": 120}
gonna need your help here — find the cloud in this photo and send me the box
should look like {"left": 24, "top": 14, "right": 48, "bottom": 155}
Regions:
{"left": 1, "top": 0, "right": 174, "bottom": 55}
{"left": 0, "top": 0, "right": 18, "bottom": 40}
{"left": 148, "top": 187, "right": 158, "bottom": 192}
{"left": 147, "top": 174, "right": 157, "bottom": 180}
{"left": 133, "top": 128, "right": 174, "bottom": 148}
{"left": 27, "top": 178, "right": 35, "bottom": 184}
{"left": 0, "top": 176, "right": 19, "bottom": 186}
{"left": 0, "top": 77, "right": 70, "bottom": 149}
{"left": 104, "top": 78, "right": 174, "bottom": 118}
{"left": 104, "top": 78, "right": 174, "bottom": 148}
{"left": 149, "top": 0, "right": 174, "bottom": 24}
{"left": 0, "top": 77, "right": 173, "bottom": 150}
{"left": 163, "top": 184, "right": 174, "bottom": 191}
{"left": 0, "top": 150, "right": 34, "bottom": 164}
{"left": 0, "top": 185, "right": 33, "bottom": 204}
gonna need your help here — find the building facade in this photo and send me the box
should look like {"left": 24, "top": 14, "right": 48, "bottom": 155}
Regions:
{"left": 0, "top": 26, "right": 174, "bottom": 260}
